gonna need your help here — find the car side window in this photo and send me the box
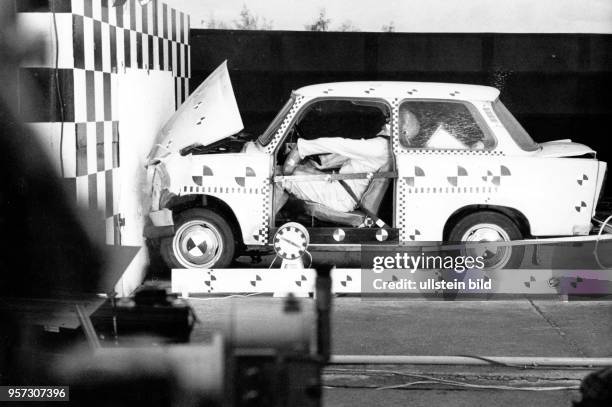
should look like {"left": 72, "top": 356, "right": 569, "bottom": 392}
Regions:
{"left": 297, "top": 100, "right": 388, "bottom": 141}
{"left": 398, "top": 101, "right": 494, "bottom": 150}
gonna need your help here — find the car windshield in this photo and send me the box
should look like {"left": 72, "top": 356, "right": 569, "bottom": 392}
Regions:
{"left": 493, "top": 100, "right": 539, "bottom": 151}
{"left": 257, "top": 95, "right": 296, "bottom": 146}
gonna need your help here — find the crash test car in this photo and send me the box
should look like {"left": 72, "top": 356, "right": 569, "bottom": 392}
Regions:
{"left": 144, "top": 62, "right": 607, "bottom": 270}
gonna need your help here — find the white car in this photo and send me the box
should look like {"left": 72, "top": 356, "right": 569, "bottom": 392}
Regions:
{"left": 145, "top": 62, "right": 607, "bottom": 270}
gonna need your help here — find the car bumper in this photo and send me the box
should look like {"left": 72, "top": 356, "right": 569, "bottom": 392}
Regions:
{"left": 144, "top": 209, "right": 175, "bottom": 239}
{"left": 150, "top": 208, "right": 174, "bottom": 226}
{"left": 144, "top": 224, "right": 175, "bottom": 239}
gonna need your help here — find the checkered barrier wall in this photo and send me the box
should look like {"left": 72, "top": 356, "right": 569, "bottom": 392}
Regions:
{"left": 18, "top": 0, "right": 190, "bottom": 245}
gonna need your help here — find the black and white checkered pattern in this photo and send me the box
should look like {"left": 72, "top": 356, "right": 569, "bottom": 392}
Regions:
{"left": 254, "top": 182, "right": 272, "bottom": 243}
{"left": 295, "top": 274, "right": 309, "bottom": 287}
{"left": 481, "top": 165, "right": 512, "bottom": 186}
{"left": 182, "top": 185, "right": 262, "bottom": 195}
{"left": 19, "top": 0, "right": 190, "bottom": 245}
{"left": 447, "top": 165, "right": 469, "bottom": 187}
{"left": 264, "top": 95, "right": 306, "bottom": 154}
{"left": 333, "top": 228, "right": 346, "bottom": 241}
{"left": 338, "top": 274, "right": 353, "bottom": 288}
{"left": 250, "top": 273, "right": 263, "bottom": 287}
{"left": 397, "top": 176, "right": 410, "bottom": 242}
{"left": 375, "top": 228, "right": 388, "bottom": 241}
{"left": 390, "top": 98, "right": 401, "bottom": 154}
{"left": 408, "top": 228, "right": 421, "bottom": 241}
{"left": 575, "top": 201, "right": 588, "bottom": 213}
{"left": 404, "top": 186, "right": 497, "bottom": 195}
{"left": 402, "top": 166, "right": 425, "bottom": 187}
{"left": 203, "top": 270, "right": 216, "bottom": 293}
{"left": 398, "top": 148, "right": 505, "bottom": 156}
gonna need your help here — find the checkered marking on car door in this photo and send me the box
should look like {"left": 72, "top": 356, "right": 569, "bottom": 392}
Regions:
{"left": 447, "top": 166, "right": 468, "bottom": 187}
{"left": 235, "top": 166, "right": 256, "bottom": 187}
{"left": 192, "top": 165, "right": 214, "bottom": 186}
{"left": 482, "top": 165, "right": 511, "bottom": 186}
{"left": 403, "top": 166, "right": 425, "bottom": 187}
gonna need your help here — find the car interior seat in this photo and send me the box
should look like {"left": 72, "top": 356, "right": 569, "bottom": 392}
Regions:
{"left": 300, "top": 162, "right": 393, "bottom": 227}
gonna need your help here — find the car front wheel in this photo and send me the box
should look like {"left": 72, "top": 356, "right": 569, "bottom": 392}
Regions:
{"left": 160, "top": 208, "right": 235, "bottom": 269}
{"left": 448, "top": 211, "right": 525, "bottom": 269}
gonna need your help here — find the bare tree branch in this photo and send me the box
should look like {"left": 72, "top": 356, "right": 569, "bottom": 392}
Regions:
{"left": 382, "top": 21, "right": 396, "bottom": 32}
{"left": 234, "top": 4, "right": 273, "bottom": 30}
{"left": 305, "top": 8, "right": 331, "bottom": 31}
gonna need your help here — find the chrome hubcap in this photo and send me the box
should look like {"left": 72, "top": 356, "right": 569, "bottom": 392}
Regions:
{"left": 173, "top": 220, "right": 223, "bottom": 268}
{"left": 461, "top": 223, "right": 512, "bottom": 269}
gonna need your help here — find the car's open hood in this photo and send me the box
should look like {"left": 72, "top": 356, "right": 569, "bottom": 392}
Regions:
{"left": 537, "top": 140, "right": 595, "bottom": 158}
{"left": 147, "top": 61, "right": 243, "bottom": 161}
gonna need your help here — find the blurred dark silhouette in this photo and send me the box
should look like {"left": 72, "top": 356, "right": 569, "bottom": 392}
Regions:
{"left": 0, "top": 2, "right": 103, "bottom": 386}
{"left": 573, "top": 367, "right": 612, "bottom": 407}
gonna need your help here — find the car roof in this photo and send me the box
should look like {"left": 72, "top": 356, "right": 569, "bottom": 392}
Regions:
{"left": 294, "top": 81, "right": 500, "bottom": 102}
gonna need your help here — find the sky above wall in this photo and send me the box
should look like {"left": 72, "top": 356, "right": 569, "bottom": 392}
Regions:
{"left": 163, "top": 0, "right": 612, "bottom": 33}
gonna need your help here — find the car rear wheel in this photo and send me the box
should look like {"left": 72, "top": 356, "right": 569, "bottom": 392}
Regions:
{"left": 448, "top": 211, "right": 524, "bottom": 269}
{"left": 160, "top": 208, "right": 235, "bottom": 269}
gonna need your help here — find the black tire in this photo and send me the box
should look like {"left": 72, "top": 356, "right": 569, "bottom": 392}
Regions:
{"left": 160, "top": 208, "right": 235, "bottom": 269}
{"left": 448, "top": 211, "right": 524, "bottom": 269}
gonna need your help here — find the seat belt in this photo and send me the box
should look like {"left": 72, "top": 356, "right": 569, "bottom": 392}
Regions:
{"left": 338, "top": 179, "right": 388, "bottom": 229}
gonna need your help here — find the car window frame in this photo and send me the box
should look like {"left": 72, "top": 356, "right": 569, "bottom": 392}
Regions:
{"left": 257, "top": 94, "right": 297, "bottom": 147}
{"left": 271, "top": 96, "right": 398, "bottom": 229}
{"left": 273, "top": 96, "right": 395, "bottom": 159}
{"left": 397, "top": 98, "right": 498, "bottom": 151}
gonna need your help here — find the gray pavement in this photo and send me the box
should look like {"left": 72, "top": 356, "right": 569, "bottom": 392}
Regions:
{"left": 323, "top": 388, "right": 579, "bottom": 407}
{"left": 189, "top": 297, "right": 612, "bottom": 357}
{"left": 185, "top": 296, "right": 611, "bottom": 406}
{"left": 148, "top": 245, "right": 612, "bottom": 405}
